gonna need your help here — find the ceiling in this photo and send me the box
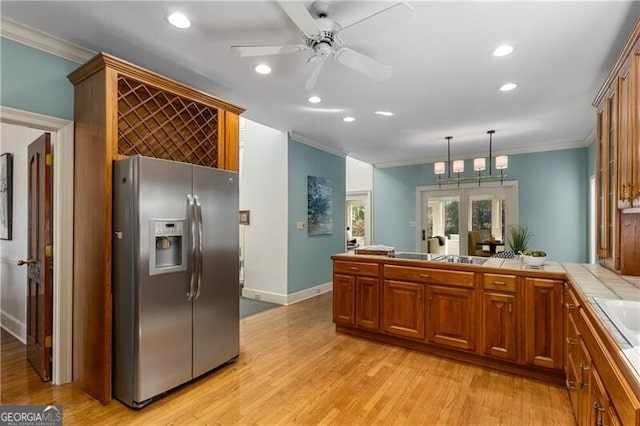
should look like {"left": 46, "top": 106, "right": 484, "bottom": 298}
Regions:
{"left": 1, "top": 1, "right": 639, "bottom": 166}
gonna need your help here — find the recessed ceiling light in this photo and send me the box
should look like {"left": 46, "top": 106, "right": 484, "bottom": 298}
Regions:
{"left": 167, "top": 13, "right": 191, "bottom": 29}
{"left": 308, "top": 96, "right": 321, "bottom": 104}
{"left": 499, "top": 83, "right": 518, "bottom": 92}
{"left": 375, "top": 111, "right": 394, "bottom": 116}
{"left": 343, "top": 116, "right": 356, "bottom": 122}
{"left": 255, "top": 64, "right": 272, "bottom": 75}
{"left": 493, "top": 44, "right": 514, "bottom": 57}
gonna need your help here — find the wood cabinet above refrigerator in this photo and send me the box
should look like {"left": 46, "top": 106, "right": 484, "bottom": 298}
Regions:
{"left": 67, "top": 53, "right": 245, "bottom": 404}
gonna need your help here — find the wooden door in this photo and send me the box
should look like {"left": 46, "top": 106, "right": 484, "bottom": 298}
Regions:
{"left": 482, "top": 292, "right": 516, "bottom": 360}
{"left": 524, "top": 278, "right": 564, "bottom": 370}
{"left": 355, "top": 277, "right": 379, "bottom": 330}
{"left": 333, "top": 274, "right": 355, "bottom": 325}
{"left": 383, "top": 280, "right": 425, "bottom": 340}
{"left": 25, "top": 133, "right": 53, "bottom": 381}
{"left": 427, "top": 285, "right": 475, "bottom": 351}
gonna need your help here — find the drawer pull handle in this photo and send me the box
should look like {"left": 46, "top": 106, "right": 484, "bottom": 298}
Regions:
{"left": 566, "top": 337, "right": 577, "bottom": 345}
{"left": 349, "top": 267, "right": 359, "bottom": 271}
{"left": 566, "top": 381, "right": 577, "bottom": 390}
{"left": 419, "top": 274, "right": 430, "bottom": 278}
{"left": 493, "top": 281, "right": 506, "bottom": 285}
{"left": 565, "top": 303, "right": 579, "bottom": 311}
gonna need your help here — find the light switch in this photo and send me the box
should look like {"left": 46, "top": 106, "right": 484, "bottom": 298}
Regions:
{"left": 296, "top": 221, "right": 305, "bottom": 230}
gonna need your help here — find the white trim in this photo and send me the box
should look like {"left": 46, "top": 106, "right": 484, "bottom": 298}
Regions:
{"left": 583, "top": 126, "right": 596, "bottom": 147}
{"left": 375, "top": 138, "right": 589, "bottom": 169}
{"left": 0, "top": 17, "right": 95, "bottom": 64}
{"left": 289, "top": 131, "right": 348, "bottom": 158}
{"left": 0, "top": 106, "right": 73, "bottom": 385}
{"left": 241, "top": 288, "right": 286, "bottom": 305}
{"left": 284, "top": 281, "right": 333, "bottom": 305}
{"left": 241, "top": 281, "right": 333, "bottom": 306}
{"left": 1, "top": 311, "right": 27, "bottom": 344}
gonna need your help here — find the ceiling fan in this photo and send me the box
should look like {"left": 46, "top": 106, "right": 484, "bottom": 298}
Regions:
{"left": 230, "top": 1, "right": 415, "bottom": 90}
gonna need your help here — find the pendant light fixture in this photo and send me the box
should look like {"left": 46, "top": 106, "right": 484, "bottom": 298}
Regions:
{"left": 433, "top": 130, "right": 508, "bottom": 186}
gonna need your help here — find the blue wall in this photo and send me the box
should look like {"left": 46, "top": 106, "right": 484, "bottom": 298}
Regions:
{"left": 0, "top": 37, "right": 78, "bottom": 119}
{"left": 288, "top": 139, "right": 345, "bottom": 293}
{"left": 374, "top": 147, "right": 589, "bottom": 262}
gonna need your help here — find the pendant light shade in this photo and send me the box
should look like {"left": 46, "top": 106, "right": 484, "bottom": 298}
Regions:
{"left": 495, "top": 155, "right": 508, "bottom": 170}
{"left": 473, "top": 158, "right": 486, "bottom": 171}
{"left": 453, "top": 160, "right": 465, "bottom": 173}
{"left": 434, "top": 162, "right": 446, "bottom": 175}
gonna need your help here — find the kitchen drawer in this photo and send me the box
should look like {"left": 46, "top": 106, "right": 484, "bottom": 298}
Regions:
{"left": 384, "top": 265, "right": 475, "bottom": 288}
{"left": 565, "top": 286, "right": 581, "bottom": 312}
{"left": 334, "top": 260, "right": 379, "bottom": 277}
{"left": 483, "top": 273, "right": 517, "bottom": 293}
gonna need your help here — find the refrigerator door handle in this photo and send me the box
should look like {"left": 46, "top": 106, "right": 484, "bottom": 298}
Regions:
{"left": 194, "top": 195, "right": 204, "bottom": 300}
{"left": 187, "top": 195, "right": 197, "bottom": 301}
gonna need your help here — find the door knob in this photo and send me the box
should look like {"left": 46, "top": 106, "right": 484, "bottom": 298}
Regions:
{"left": 17, "top": 259, "right": 37, "bottom": 266}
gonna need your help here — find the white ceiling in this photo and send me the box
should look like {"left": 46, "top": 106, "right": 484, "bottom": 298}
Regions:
{"left": 2, "top": 1, "right": 639, "bottom": 166}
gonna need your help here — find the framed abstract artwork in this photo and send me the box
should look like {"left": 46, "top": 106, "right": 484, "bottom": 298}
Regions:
{"left": 307, "top": 176, "right": 333, "bottom": 236}
{"left": 0, "top": 153, "right": 13, "bottom": 240}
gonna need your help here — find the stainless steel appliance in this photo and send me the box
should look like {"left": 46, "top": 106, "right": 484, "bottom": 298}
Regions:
{"left": 112, "top": 155, "right": 239, "bottom": 408}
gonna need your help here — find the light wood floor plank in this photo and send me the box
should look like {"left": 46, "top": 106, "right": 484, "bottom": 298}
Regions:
{"left": 1, "top": 292, "right": 574, "bottom": 424}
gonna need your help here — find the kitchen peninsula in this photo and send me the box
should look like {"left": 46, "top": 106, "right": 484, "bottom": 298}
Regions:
{"left": 331, "top": 252, "right": 640, "bottom": 425}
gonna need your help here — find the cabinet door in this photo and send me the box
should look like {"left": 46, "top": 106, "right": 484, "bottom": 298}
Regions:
{"left": 565, "top": 308, "right": 581, "bottom": 419}
{"left": 355, "top": 277, "right": 379, "bottom": 330}
{"left": 524, "top": 278, "right": 564, "bottom": 370}
{"left": 590, "top": 365, "right": 619, "bottom": 426}
{"left": 617, "top": 59, "right": 633, "bottom": 208}
{"left": 383, "top": 280, "right": 425, "bottom": 340}
{"left": 427, "top": 285, "right": 475, "bottom": 351}
{"left": 333, "top": 274, "right": 355, "bottom": 325}
{"left": 482, "top": 292, "right": 516, "bottom": 360}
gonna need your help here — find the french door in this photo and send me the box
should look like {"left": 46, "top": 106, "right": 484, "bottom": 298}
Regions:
{"left": 418, "top": 183, "right": 517, "bottom": 256}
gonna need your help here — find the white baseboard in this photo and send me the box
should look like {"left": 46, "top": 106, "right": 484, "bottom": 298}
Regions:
{"left": 1, "top": 311, "right": 27, "bottom": 344}
{"left": 241, "top": 288, "right": 286, "bottom": 305}
{"left": 241, "top": 281, "right": 333, "bottom": 306}
{"left": 284, "top": 281, "right": 332, "bottom": 305}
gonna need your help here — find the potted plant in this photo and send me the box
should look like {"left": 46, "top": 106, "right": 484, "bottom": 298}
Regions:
{"left": 506, "top": 224, "right": 532, "bottom": 255}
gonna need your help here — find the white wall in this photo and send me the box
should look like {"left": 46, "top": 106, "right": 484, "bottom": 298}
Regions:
{"left": 0, "top": 123, "right": 48, "bottom": 342}
{"left": 346, "top": 156, "right": 373, "bottom": 192}
{"left": 239, "top": 118, "right": 288, "bottom": 301}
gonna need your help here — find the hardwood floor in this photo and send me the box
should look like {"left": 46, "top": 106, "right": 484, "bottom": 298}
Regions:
{"left": 1, "top": 293, "right": 574, "bottom": 425}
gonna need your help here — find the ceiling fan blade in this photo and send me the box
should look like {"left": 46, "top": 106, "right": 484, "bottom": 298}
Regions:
{"left": 335, "top": 2, "right": 416, "bottom": 46}
{"left": 334, "top": 48, "right": 392, "bottom": 81}
{"left": 277, "top": 1, "right": 320, "bottom": 36}
{"left": 230, "top": 44, "right": 308, "bottom": 57}
{"left": 300, "top": 56, "right": 326, "bottom": 91}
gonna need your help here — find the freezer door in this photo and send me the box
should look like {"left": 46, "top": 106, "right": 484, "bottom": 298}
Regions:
{"left": 135, "top": 157, "right": 194, "bottom": 403}
{"left": 192, "top": 165, "right": 239, "bottom": 377}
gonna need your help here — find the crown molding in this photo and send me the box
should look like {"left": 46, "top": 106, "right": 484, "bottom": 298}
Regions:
{"left": 374, "top": 138, "right": 589, "bottom": 169}
{"left": 289, "top": 131, "right": 348, "bottom": 158}
{"left": 1, "top": 17, "right": 95, "bottom": 64}
{"left": 0, "top": 106, "right": 71, "bottom": 130}
{"left": 582, "top": 126, "right": 596, "bottom": 147}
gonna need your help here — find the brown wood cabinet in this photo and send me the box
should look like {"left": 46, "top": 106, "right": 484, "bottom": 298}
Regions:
{"left": 524, "top": 278, "right": 564, "bottom": 370}
{"left": 482, "top": 273, "right": 517, "bottom": 361}
{"left": 68, "top": 53, "right": 244, "bottom": 403}
{"left": 427, "top": 285, "right": 475, "bottom": 351}
{"left": 594, "top": 18, "right": 640, "bottom": 275}
{"left": 563, "top": 283, "right": 636, "bottom": 425}
{"left": 382, "top": 280, "right": 425, "bottom": 340}
{"left": 333, "top": 261, "right": 380, "bottom": 331}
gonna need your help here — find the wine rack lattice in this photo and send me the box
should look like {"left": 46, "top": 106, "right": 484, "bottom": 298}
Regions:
{"left": 117, "top": 76, "right": 218, "bottom": 167}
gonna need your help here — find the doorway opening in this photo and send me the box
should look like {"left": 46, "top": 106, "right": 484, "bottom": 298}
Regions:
{"left": 418, "top": 182, "right": 518, "bottom": 256}
{"left": 346, "top": 191, "right": 371, "bottom": 250}
{"left": 0, "top": 107, "right": 74, "bottom": 384}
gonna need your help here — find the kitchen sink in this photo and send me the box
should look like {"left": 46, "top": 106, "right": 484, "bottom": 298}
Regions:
{"left": 432, "top": 255, "right": 488, "bottom": 265}
{"left": 594, "top": 297, "right": 640, "bottom": 347}
{"left": 392, "top": 253, "right": 488, "bottom": 265}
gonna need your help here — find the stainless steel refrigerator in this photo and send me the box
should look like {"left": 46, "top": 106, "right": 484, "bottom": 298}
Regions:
{"left": 112, "top": 155, "right": 239, "bottom": 408}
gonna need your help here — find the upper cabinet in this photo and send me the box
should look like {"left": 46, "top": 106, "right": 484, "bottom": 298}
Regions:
{"left": 67, "top": 53, "right": 244, "bottom": 404}
{"left": 594, "top": 19, "right": 640, "bottom": 276}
